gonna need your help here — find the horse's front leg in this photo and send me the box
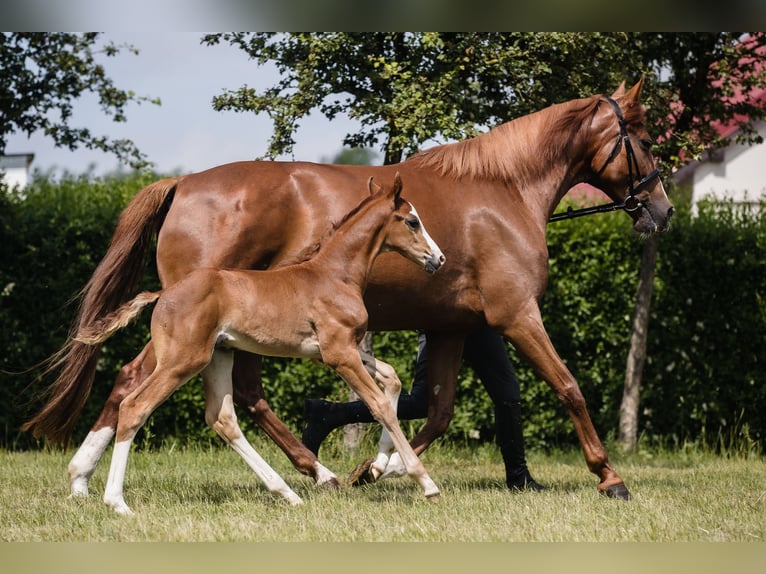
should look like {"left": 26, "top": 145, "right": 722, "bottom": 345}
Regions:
{"left": 231, "top": 351, "right": 340, "bottom": 489}
{"left": 67, "top": 342, "right": 156, "bottom": 497}
{"left": 501, "top": 300, "right": 630, "bottom": 500}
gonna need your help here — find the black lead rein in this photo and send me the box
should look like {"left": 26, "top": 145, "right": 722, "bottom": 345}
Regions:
{"left": 549, "top": 97, "right": 660, "bottom": 223}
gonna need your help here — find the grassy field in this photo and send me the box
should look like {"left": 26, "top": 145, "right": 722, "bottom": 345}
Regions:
{"left": 2, "top": 439, "right": 764, "bottom": 542}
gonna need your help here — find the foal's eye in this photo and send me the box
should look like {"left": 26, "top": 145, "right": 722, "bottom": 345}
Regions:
{"left": 405, "top": 216, "right": 421, "bottom": 231}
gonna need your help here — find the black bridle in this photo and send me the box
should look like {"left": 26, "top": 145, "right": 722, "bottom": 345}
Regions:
{"left": 549, "top": 97, "right": 661, "bottom": 223}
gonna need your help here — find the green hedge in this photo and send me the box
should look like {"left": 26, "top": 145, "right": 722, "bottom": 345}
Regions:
{"left": 1, "top": 175, "right": 764, "bottom": 451}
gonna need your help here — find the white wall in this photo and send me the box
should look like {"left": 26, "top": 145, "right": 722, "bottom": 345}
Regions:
{"left": 691, "top": 120, "right": 766, "bottom": 206}
{"left": 0, "top": 154, "right": 34, "bottom": 189}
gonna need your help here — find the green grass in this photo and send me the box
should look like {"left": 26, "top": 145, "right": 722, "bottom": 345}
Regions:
{"left": 2, "top": 439, "right": 764, "bottom": 542}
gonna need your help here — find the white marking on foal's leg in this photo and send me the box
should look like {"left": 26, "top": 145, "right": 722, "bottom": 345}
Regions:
{"left": 379, "top": 452, "right": 407, "bottom": 480}
{"left": 68, "top": 427, "right": 115, "bottom": 497}
{"left": 369, "top": 357, "right": 399, "bottom": 481}
{"left": 103, "top": 439, "right": 135, "bottom": 515}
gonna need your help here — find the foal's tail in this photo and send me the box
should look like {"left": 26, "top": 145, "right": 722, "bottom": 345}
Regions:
{"left": 75, "top": 291, "right": 161, "bottom": 346}
{"left": 22, "top": 178, "right": 178, "bottom": 443}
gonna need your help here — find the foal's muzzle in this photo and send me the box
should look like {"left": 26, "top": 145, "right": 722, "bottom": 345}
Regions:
{"left": 425, "top": 253, "right": 446, "bottom": 274}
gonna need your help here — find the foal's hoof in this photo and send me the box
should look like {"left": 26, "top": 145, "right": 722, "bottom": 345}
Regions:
{"left": 348, "top": 458, "right": 376, "bottom": 487}
{"left": 601, "top": 482, "right": 631, "bottom": 501}
{"left": 426, "top": 492, "right": 441, "bottom": 504}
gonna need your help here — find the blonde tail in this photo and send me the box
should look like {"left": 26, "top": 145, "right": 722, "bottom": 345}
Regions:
{"left": 74, "top": 291, "right": 160, "bottom": 345}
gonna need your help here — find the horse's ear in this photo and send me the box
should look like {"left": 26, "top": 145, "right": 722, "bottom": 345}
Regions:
{"left": 368, "top": 176, "right": 381, "bottom": 195}
{"left": 623, "top": 76, "right": 645, "bottom": 102}
{"left": 611, "top": 81, "right": 627, "bottom": 98}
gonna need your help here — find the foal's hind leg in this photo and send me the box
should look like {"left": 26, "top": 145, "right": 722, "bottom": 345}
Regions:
{"left": 68, "top": 343, "right": 156, "bottom": 497}
{"left": 104, "top": 358, "right": 200, "bottom": 515}
{"left": 232, "top": 351, "right": 340, "bottom": 488}
{"left": 204, "top": 350, "right": 303, "bottom": 506}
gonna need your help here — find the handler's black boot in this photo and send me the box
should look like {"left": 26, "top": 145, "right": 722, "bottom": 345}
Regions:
{"left": 496, "top": 400, "right": 547, "bottom": 492}
{"left": 302, "top": 392, "right": 428, "bottom": 456}
{"left": 302, "top": 399, "right": 373, "bottom": 456}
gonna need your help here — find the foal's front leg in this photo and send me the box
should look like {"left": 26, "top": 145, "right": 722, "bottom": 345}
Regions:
{"left": 324, "top": 341, "right": 439, "bottom": 501}
{"left": 359, "top": 354, "right": 403, "bottom": 479}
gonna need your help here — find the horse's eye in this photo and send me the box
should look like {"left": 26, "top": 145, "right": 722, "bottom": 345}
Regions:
{"left": 639, "top": 138, "right": 653, "bottom": 151}
{"left": 405, "top": 216, "right": 421, "bottom": 231}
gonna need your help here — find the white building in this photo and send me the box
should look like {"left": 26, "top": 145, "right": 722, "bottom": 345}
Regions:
{"left": 0, "top": 153, "right": 35, "bottom": 189}
{"left": 674, "top": 119, "right": 766, "bottom": 210}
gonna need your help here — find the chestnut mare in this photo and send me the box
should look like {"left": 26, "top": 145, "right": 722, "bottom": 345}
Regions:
{"left": 25, "top": 79, "right": 673, "bottom": 501}
{"left": 70, "top": 174, "right": 444, "bottom": 514}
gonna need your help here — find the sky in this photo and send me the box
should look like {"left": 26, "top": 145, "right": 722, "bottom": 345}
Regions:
{"left": 6, "top": 32, "right": 363, "bottom": 177}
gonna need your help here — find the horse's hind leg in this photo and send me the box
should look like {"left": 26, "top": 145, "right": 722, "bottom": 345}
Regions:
{"left": 232, "top": 351, "right": 340, "bottom": 488}
{"left": 204, "top": 350, "right": 303, "bottom": 506}
{"left": 68, "top": 342, "right": 156, "bottom": 497}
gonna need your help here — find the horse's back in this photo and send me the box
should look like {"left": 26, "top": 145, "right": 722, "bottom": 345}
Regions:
{"left": 155, "top": 159, "right": 517, "bottom": 331}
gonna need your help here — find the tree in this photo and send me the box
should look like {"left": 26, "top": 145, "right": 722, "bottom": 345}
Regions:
{"left": 200, "top": 32, "right": 766, "bottom": 450}
{"left": 0, "top": 33, "right": 159, "bottom": 168}
{"left": 615, "top": 33, "right": 766, "bottom": 451}
{"left": 202, "top": 33, "right": 637, "bottom": 164}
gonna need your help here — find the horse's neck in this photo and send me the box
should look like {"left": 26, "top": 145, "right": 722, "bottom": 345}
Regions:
{"left": 312, "top": 202, "right": 388, "bottom": 288}
{"left": 413, "top": 97, "right": 596, "bottom": 224}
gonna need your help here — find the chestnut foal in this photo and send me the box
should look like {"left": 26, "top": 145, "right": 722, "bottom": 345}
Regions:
{"left": 74, "top": 173, "right": 444, "bottom": 514}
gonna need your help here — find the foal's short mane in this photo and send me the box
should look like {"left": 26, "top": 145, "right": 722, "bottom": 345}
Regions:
{"left": 276, "top": 189, "right": 396, "bottom": 268}
{"left": 410, "top": 95, "right": 604, "bottom": 186}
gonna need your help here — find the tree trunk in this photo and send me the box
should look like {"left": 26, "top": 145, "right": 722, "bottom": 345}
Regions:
{"left": 618, "top": 235, "right": 659, "bottom": 453}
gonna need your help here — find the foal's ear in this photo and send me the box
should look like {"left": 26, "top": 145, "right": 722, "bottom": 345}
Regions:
{"left": 368, "top": 176, "right": 381, "bottom": 195}
{"left": 392, "top": 171, "right": 403, "bottom": 200}
{"left": 611, "top": 81, "right": 627, "bottom": 98}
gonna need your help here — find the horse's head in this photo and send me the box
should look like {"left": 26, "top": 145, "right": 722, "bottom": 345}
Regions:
{"left": 370, "top": 172, "right": 445, "bottom": 274}
{"left": 588, "top": 78, "right": 674, "bottom": 234}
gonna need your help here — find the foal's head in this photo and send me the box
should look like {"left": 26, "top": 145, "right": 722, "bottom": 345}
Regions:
{"left": 371, "top": 172, "right": 445, "bottom": 274}
{"left": 587, "top": 78, "right": 674, "bottom": 234}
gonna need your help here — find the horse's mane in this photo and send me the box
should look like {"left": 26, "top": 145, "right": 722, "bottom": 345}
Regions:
{"left": 409, "top": 95, "right": 604, "bottom": 187}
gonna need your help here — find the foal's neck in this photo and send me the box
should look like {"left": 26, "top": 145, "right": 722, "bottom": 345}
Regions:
{"left": 311, "top": 199, "right": 390, "bottom": 288}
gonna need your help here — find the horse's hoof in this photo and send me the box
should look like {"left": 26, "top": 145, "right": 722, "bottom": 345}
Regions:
{"left": 426, "top": 492, "right": 441, "bottom": 504}
{"left": 348, "top": 458, "right": 376, "bottom": 487}
{"left": 317, "top": 477, "right": 342, "bottom": 490}
{"left": 602, "top": 482, "right": 631, "bottom": 501}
